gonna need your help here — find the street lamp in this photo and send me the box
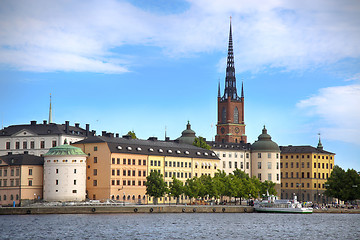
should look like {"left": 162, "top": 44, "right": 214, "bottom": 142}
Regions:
{"left": 123, "top": 192, "right": 125, "bottom": 206}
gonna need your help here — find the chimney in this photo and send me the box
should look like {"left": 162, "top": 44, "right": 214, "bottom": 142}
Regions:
{"left": 75, "top": 123, "right": 80, "bottom": 128}
{"left": 86, "top": 124, "right": 90, "bottom": 137}
{"left": 116, "top": 133, "right": 119, "bottom": 138}
{"left": 148, "top": 137, "right": 158, "bottom": 141}
{"left": 65, "top": 121, "right": 69, "bottom": 134}
{"left": 30, "top": 121, "right": 37, "bottom": 125}
{"left": 165, "top": 137, "right": 170, "bottom": 141}
{"left": 122, "top": 134, "right": 131, "bottom": 139}
{"left": 107, "top": 133, "right": 114, "bottom": 138}
{"left": 92, "top": 130, "right": 96, "bottom": 136}
{"left": 102, "top": 131, "right": 107, "bottom": 136}
{"left": 43, "top": 120, "right": 47, "bottom": 124}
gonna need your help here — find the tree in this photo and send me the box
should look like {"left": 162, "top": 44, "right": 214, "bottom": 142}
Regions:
{"left": 193, "top": 136, "right": 211, "bottom": 150}
{"left": 169, "top": 176, "right": 184, "bottom": 204}
{"left": 145, "top": 171, "right": 167, "bottom": 204}
{"left": 184, "top": 177, "right": 201, "bottom": 203}
{"left": 127, "top": 131, "right": 137, "bottom": 139}
{"left": 233, "top": 169, "right": 249, "bottom": 179}
{"left": 260, "top": 180, "right": 277, "bottom": 196}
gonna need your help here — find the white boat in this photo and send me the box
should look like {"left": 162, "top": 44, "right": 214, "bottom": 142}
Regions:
{"left": 254, "top": 195, "right": 313, "bottom": 214}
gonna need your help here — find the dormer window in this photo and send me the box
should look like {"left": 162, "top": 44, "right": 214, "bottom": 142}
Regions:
{"left": 137, "top": 147, "right": 142, "bottom": 151}
{"left": 196, "top": 152, "right": 201, "bottom": 155}
{"left": 158, "top": 149, "right": 163, "bottom": 153}
{"left": 211, "top": 153, "right": 216, "bottom": 156}
{"left": 204, "top": 152, "right": 208, "bottom": 156}
{"left": 149, "top": 148, "right": 154, "bottom": 152}
{"left": 185, "top": 151, "right": 189, "bottom": 155}
{"left": 168, "top": 150, "right": 173, "bottom": 153}
{"left": 127, "top": 147, "right": 132, "bottom": 151}
{"left": 117, "top": 146, "right": 122, "bottom": 150}
{"left": 176, "top": 150, "right": 181, "bottom": 154}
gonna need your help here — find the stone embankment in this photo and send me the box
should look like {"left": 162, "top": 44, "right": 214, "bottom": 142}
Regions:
{"left": 0, "top": 205, "right": 252, "bottom": 215}
{"left": 313, "top": 208, "right": 360, "bottom": 214}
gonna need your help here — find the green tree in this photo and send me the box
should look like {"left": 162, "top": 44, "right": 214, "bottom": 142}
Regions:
{"left": 213, "top": 170, "right": 227, "bottom": 202}
{"left": 260, "top": 180, "right": 277, "bottom": 196}
{"left": 324, "top": 165, "right": 346, "bottom": 202}
{"left": 127, "top": 130, "right": 137, "bottom": 139}
{"left": 233, "top": 169, "right": 249, "bottom": 179}
{"left": 169, "top": 176, "right": 184, "bottom": 204}
{"left": 184, "top": 177, "right": 201, "bottom": 203}
{"left": 193, "top": 136, "right": 211, "bottom": 150}
{"left": 145, "top": 171, "right": 167, "bottom": 204}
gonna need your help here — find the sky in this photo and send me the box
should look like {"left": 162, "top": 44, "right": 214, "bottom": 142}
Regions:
{"left": 0, "top": 0, "right": 359, "bottom": 171}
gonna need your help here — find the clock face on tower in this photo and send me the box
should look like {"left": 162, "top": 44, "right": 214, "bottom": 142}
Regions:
{"left": 235, "top": 127, "right": 240, "bottom": 133}
{"left": 221, "top": 127, "right": 225, "bottom": 134}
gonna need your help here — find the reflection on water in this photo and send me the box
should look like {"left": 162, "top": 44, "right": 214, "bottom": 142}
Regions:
{"left": 0, "top": 213, "right": 359, "bottom": 239}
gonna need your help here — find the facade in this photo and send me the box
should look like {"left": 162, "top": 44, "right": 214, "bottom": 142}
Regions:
{"left": 73, "top": 133, "right": 219, "bottom": 204}
{"left": 0, "top": 153, "right": 44, "bottom": 206}
{"left": 209, "top": 141, "right": 251, "bottom": 176}
{"left": 43, "top": 144, "right": 87, "bottom": 201}
{"left": 0, "top": 120, "right": 93, "bottom": 157}
{"left": 216, "top": 20, "right": 246, "bottom": 143}
{"left": 279, "top": 139, "right": 335, "bottom": 203}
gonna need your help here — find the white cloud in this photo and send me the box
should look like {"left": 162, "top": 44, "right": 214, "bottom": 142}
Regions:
{"left": 0, "top": 0, "right": 359, "bottom": 73}
{"left": 297, "top": 84, "right": 360, "bottom": 145}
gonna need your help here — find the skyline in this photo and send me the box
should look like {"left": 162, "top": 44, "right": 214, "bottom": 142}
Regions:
{"left": 0, "top": 0, "right": 359, "bottom": 170}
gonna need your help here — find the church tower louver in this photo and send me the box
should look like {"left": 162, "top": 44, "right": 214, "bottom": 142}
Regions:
{"left": 215, "top": 19, "right": 247, "bottom": 143}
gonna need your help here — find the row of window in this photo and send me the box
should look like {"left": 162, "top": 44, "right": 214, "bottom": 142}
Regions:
{"left": 5, "top": 140, "right": 56, "bottom": 150}
{"left": 0, "top": 194, "right": 19, "bottom": 201}
{"left": 218, "top": 152, "right": 250, "bottom": 159}
{"left": 281, "top": 155, "right": 333, "bottom": 160}
{"left": 110, "top": 169, "right": 147, "bottom": 177}
{"left": 164, "top": 161, "right": 191, "bottom": 168}
{"left": 0, "top": 179, "right": 20, "bottom": 187}
{"left": 281, "top": 162, "right": 333, "bottom": 169}
{"left": 109, "top": 158, "right": 147, "bottom": 166}
{"left": 54, "top": 179, "right": 77, "bottom": 185}
{"left": 223, "top": 161, "right": 250, "bottom": 169}
{"left": 257, "top": 153, "right": 280, "bottom": 159}
{"left": 257, "top": 173, "right": 280, "bottom": 181}
{"left": 111, "top": 179, "right": 146, "bottom": 186}
{"left": 257, "top": 162, "right": 280, "bottom": 170}
{"left": 54, "top": 169, "right": 77, "bottom": 174}
{"left": 0, "top": 168, "right": 24, "bottom": 177}
{"left": 164, "top": 171, "right": 192, "bottom": 179}
{"left": 282, "top": 172, "right": 329, "bottom": 179}
{"left": 282, "top": 182, "right": 327, "bottom": 189}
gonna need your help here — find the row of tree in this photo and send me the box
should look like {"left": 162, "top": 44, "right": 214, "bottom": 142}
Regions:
{"left": 325, "top": 165, "right": 360, "bottom": 203}
{"left": 145, "top": 169, "right": 277, "bottom": 204}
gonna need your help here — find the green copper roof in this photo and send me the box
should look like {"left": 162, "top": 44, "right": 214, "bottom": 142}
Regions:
{"left": 44, "top": 144, "right": 87, "bottom": 156}
{"left": 251, "top": 126, "right": 280, "bottom": 152}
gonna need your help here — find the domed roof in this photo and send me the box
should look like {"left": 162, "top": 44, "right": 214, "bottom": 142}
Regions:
{"left": 44, "top": 144, "right": 87, "bottom": 156}
{"left": 176, "top": 121, "right": 196, "bottom": 145}
{"left": 251, "top": 126, "right": 279, "bottom": 152}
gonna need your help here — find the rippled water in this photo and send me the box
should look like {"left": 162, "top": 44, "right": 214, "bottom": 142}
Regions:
{"left": 1, "top": 213, "right": 359, "bottom": 239}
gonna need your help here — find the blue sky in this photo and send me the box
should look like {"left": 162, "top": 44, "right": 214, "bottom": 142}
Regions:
{"left": 0, "top": 0, "right": 359, "bottom": 170}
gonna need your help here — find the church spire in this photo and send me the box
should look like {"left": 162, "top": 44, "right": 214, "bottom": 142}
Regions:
{"left": 222, "top": 17, "right": 239, "bottom": 101}
{"left": 218, "top": 80, "right": 221, "bottom": 97}
{"left": 49, "top": 93, "right": 52, "bottom": 124}
{"left": 317, "top": 133, "right": 323, "bottom": 150}
{"left": 241, "top": 80, "right": 244, "bottom": 98}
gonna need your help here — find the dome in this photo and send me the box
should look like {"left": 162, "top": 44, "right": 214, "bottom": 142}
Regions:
{"left": 176, "top": 121, "right": 196, "bottom": 145}
{"left": 251, "top": 126, "right": 279, "bottom": 152}
{"left": 44, "top": 144, "right": 87, "bottom": 156}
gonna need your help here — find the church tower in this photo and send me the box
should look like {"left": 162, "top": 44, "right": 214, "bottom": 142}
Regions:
{"left": 215, "top": 19, "right": 247, "bottom": 143}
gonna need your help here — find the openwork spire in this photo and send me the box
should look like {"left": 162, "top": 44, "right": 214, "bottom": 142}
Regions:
{"left": 222, "top": 17, "right": 240, "bottom": 101}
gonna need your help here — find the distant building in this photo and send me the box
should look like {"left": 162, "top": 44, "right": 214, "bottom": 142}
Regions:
{"left": 0, "top": 120, "right": 93, "bottom": 156}
{"left": 0, "top": 153, "right": 44, "bottom": 206}
{"left": 73, "top": 132, "right": 219, "bottom": 204}
{"left": 216, "top": 20, "right": 247, "bottom": 143}
{"left": 279, "top": 138, "right": 335, "bottom": 203}
{"left": 251, "top": 126, "right": 281, "bottom": 194}
{"left": 43, "top": 144, "right": 87, "bottom": 202}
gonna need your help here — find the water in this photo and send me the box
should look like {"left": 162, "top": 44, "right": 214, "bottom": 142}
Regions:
{"left": 0, "top": 213, "right": 359, "bottom": 239}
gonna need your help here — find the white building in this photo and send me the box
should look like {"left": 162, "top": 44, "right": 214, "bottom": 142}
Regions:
{"left": 43, "top": 144, "right": 87, "bottom": 201}
{"left": 251, "top": 126, "right": 281, "bottom": 189}
{"left": 0, "top": 120, "right": 93, "bottom": 157}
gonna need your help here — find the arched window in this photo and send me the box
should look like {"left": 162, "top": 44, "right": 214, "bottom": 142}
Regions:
{"left": 222, "top": 107, "right": 226, "bottom": 123}
{"left": 234, "top": 107, "right": 239, "bottom": 123}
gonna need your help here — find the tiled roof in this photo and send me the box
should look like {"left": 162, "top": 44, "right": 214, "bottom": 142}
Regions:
{"left": 280, "top": 145, "right": 335, "bottom": 155}
{"left": 0, "top": 154, "right": 44, "bottom": 166}
{"left": 74, "top": 136, "right": 219, "bottom": 160}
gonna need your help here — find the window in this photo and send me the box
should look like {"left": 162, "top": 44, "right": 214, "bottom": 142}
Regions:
{"left": 6, "top": 142, "right": 10, "bottom": 149}
{"left": 117, "top": 180, "right": 120, "bottom": 185}
{"left": 285, "top": 183, "right": 288, "bottom": 187}
{"left": 150, "top": 160, "right": 153, "bottom": 166}
{"left": 94, "top": 146, "right": 98, "bottom": 151}
{"left": 123, "top": 158, "right": 126, "bottom": 164}
{"left": 73, "top": 190, "right": 77, "bottom": 193}
{"left": 296, "top": 162, "right": 299, "bottom": 168}
{"left": 128, "top": 159, "right": 131, "bottom": 165}
{"left": 138, "top": 159, "right": 142, "bottom": 165}
{"left": 268, "top": 173, "right": 272, "bottom": 181}
{"left": 138, "top": 171, "right": 141, "bottom": 177}
{"left": 10, "top": 168, "right": 14, "bottom": 176}
{"left": 291, "top": 183, "right": 293, "bottom": 187}
{"left": 132, "top": 170, "right": 136, "bottom": 176}
{"left": 222, "top": 107, "right": 226, "bottom": 123}
{"left": 74, "top": 180, "right": 76, "bottom": 185}
{"left": 291, "top": 172, "right": 293, "bottom": 178}
{"left": 268, "top": 153, "right": 271, "bottom": 158}
{"left": 246, "top": 162, "right": 249, "bottom": 169}
{"left": 138, "top": 181, "right": 141, "bottom": 186}
{"left": 291, "top": 162, "right": 293, "bottom": 168}
{"left": 29, "top": 169, "right": 33, "bottom": 175}
{"left": 16, "top": 168, "right": 19, "bottom": 176}
{"left": 318, "top": 163, "right": 320, "bottom": 168}
{"left": 165, "top": 172, "right": 168, "bottom": 177}
{"left": 267, "top": 162, "right": 271, "bottom": 169}
{"left": 74, "top": 169, "right": 77, "bottom": 174}
{"left": 123, "top": 180, "right": 126, "bottom": 185}
{"left": 258, "top": 153, "right": 261, "bottom": 158}
{"left": 40, "top": 141, "right": 45, "bottom": 149}
{"left": 285, "top": 163, "right": 288, "bottom": 168}
{"left": 301, "top": 162, "right": 304, "bottom": 168}
{"left": 223, "top": 161, "right": 226, "bottom": 168}
{"left": 56, "top": 169, "right": 59, "bottom": 174}
{"left": 296, "top": 172, "right": 298, "bottom": 178}
{"left": 240, "top": 162, "right": 243, "bottom": 169}
{"left": 117, "top": 170, "right": 120, "bottom": 176}
{"left": 4, "top": 169, "right": 7, "bottom": 176}
{"left": 285, "top": 172, "right": 288, "bottom": 178}
{"left": 246, "top": 153, "right": 249, "bottom": 158}
{"left": 257, "top": 162, "right": 261, "bottom": 169}
{"left": 185, "top": 162, "right": 188, "bottom": 168}
{"left": 111, "top": 158, "right": 115, "bottom": 164}
{"left": 307, "top": 162, "right": 310, "bottom": 168}
{"left": 23, "top": 141, "right": 27, "bottom": 149}
{"left": 276, "top": 162, "right": 279, "bottom": 169}
{"left": 235, "top": 162, "right": 238, "bottom": 169}
{"left": 307, "top": 172, "right": 310, "bottom": 178}
{"left": 93, "top": 180, "right": 97, "bottom": 186}
{"left": 30, "top": 141, "right": 35, "bottom": 149}
{"left": 276, "top": 174, "right": 279, "bottom": 181}
{"left": 143, "top": 160, "right": 146, "bottom": 165}
{"left": 302, "top": 172, "right": 304, "bottom": 178}
{"left": 314, "top": 172, "right": 316, "bottom": 178}
{"left": 229, "top": 161, "right": 232, "bottom": 168}
{"left": 52, "top": 140, "right": 57, "bottom": 147}
{"left": 112, "top": 180, "right": 115, "bottom": 185}
{"left": 258, "top": 173, "right": 261, "bottom": 180}
{"left": 128, "top": 170, "right": 131, "bottom": 176}
{"left": 234, "top": 107, "right": 239, "bottom": 123}
{"left": 143, "top": 171, "right": 146, "bottom": 176}
{"left": 112, "top": 169, "right": 115, "bottom": 176}
{"left": 133, "top": 159, "right": 136, "bottom": 165}
{"left": 16, "top": 141, "right": 20, "bottom": 149}
{"left": 93, "top": 169, "right": 97, "bottom": 175}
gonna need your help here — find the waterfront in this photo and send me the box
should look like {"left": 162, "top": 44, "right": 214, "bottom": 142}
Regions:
{"left": 1, "top": 213, "right": 359, "bottom": 239}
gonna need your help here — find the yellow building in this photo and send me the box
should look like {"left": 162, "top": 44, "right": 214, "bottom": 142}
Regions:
{"left": 0, "top": 153, "right": 43, "bottom": 206}
{"left": 73, "top": 133, "right": 220, "bottom": 204}
{"left": 280, "top": 139, "right": 335, "bottom": 203}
